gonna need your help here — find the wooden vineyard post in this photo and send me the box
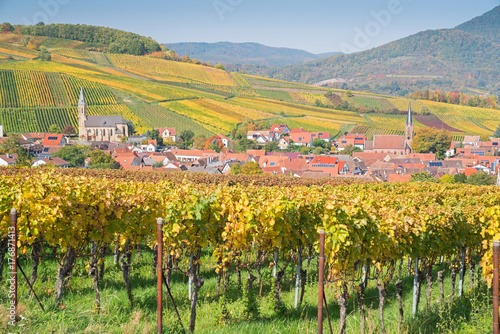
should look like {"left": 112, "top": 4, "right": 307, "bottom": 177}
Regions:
{"left": 9, "top": 208, "right": 18, "bottom": 324}
{"left": 412, "top": 256, "right": 419, "bottom": 317}
{"left": 458, "top": 248, "right": 466, "bottom": 297}
{"left": 295, "top": 244, "right": 302, "bottom": 309}
{"left": 493, "top": 240, "right": 500, "bottom": 334}
{"left": 318, "top": 230, "right": 325, "bottom": 334}
{"left": 157, "top": 218, "right": 164, "bottom": 334}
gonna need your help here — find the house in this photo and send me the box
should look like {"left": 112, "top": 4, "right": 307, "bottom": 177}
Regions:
{"left": 309, "top": 156, "right": 339, "bottom": 175}
{"left": 21, "top": 132, "right": 45, "bottom": 142}
{"left": 41, "top": 134, "right": 66, "bottom": 147}
{"left": 37, "top": 146, "right": 63, "bottom": 159}
{"left": 187, "top": 166, "right": 222, "bottom": 174}
{"left": 0, "top": 153, "right": 16, "bottom": 166}
{"left": 462, "top": 135, "right": 481, "bottom": 146}
{"left": 290, "top": 131, "right": 313, "bottom": 147}
{"left": 141, "top": 140, "right": 157, "bottom": 153}
{"left": 337, "top": 134, "right": 366, "bottom": 151}
{"left": 278, "top": 136, "right": 290, "bottom": 150}
{"left": 247, "top": 131, "right": 271, "bottom": 143}
{"left": 0, "top": 124, "right": 3, "bottom": 137}
{"left": 217, "top": 134, "right": 231, "bottom": 148}
{"left": 311, "top": 132, "right": 331, "bottom": 143}
{"left": 269, "top": 124, "right": 290, "bottom": 140}
{"left": 156, "top": 127, "right": 178, "bottom": 142}
{"left": 170, "top": 149, "right": 217, "bottom": 163}
{"left": 32, "top": 157, "right": 69, "bottom": 168}
{"left": 162, "top": 162, "right": 188, "bottom": 171}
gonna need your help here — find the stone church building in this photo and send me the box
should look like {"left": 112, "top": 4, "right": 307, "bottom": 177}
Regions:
{"left": 363, "top": 103, "right": 414, "bottom": 155}
{"left": 78, "top": 88, "right": 129, "bottom": 141}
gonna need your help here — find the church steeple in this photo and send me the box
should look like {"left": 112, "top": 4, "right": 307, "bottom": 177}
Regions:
{"left": 405, "top": 102, "right": 414, "bottom": 154}
{"left": 78, "top": 87, "right": 86, "bottom": 106}
{"left": 78, "top": 87, "right": 87, "bottom": 139}
{"left": 406, "top": 102, "right": 413, "bottom": 125}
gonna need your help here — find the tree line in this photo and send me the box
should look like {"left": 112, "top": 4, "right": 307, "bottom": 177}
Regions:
{"left": 20, "top": 23, "right": 161, "bottom": 56}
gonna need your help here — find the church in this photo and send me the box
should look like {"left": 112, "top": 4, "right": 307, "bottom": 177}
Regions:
{"left": 363, "top": 103, "right": 414, "bottom": 155}
{"left": 78, "top": 88, "right": 129, "bottom": 142}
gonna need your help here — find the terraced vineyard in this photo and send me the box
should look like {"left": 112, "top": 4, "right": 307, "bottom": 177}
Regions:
{"left": 108, "top": 54, "right": 238, "bottom": 86}
{"left": 129, "top": 103, "right": 214, "bottom": 137}
{"left": 0, "top": 69, "right": 116, "bottom": 107}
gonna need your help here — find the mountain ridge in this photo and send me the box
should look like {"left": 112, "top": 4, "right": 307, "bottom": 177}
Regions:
{"left": 164, "top": 41, "right": 341, "bottom": 67}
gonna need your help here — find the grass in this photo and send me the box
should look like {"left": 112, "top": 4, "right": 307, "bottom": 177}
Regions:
{"left": 0, "top": 246, "right": 493, "bottom": 334}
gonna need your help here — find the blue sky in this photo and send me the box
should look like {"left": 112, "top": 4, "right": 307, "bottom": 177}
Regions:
{"left": 0, "top": 0, "right": 498, "bottom": 53}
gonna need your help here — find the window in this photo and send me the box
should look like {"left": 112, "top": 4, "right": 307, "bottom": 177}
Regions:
{"left": 47, "top": 136, "right": 58, "bottom": 140}
{"left": 270, "top": 162, "right": 276, "bottom": 167}
{"left": 319, "top": 133, "right": 323, "bottom": 135}
{"left": 43, "top": 148, "right": 49, "bottom": 152}
{"left": 110, "top": 129, "right": 113, "bottom": 136}
{"left": 341, "top": 141, "right": 347, "bottom": 144}
{"left": 103, "top": 129, "right": 106, "bottom": 136}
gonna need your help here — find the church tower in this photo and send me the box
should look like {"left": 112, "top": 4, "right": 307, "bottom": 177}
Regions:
{"left": 78, "top": 87, "right": 87, "bottom": 139}
{"left": 405, "top": 102, "right": 414, "bottom": 154}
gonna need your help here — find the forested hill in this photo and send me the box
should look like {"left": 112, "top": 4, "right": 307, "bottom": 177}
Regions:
{"left": 21, "top": 23, "right": 161, "bottom": 55}
{"left": 165, "top": 42, "right": 341, "bottom": 67}
{"left": 245, "top": 5, "right": 500, "bottom": 97}
{"left": 455, "top": 5, "right": 500, "bottom": 44}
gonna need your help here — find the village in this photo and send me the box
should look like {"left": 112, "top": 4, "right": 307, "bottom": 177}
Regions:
{"left": 0, "top": 99, "right": 499, "bottom": 183}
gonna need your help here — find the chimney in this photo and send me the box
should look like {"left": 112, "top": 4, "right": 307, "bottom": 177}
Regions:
{"left": 6, "top": 153, "right": 10, "bottom": 159}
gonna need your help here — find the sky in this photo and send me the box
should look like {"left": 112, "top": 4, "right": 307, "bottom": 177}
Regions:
{"left": 0, "top": 0, "right": 498, "bottom": 54}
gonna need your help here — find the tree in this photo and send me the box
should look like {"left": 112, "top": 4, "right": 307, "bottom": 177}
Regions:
{"left": 145, "top": 129, "right": 163, "bottom": 146}
{"left": 299, "top": 146, "right": 312, "bottom": 155}
{"left": 342, "top": 145, "right": 362, "bottom": 156}
{"left": 63, "top": 125, "right": 76, "bottom": 136}
{"left": 236, "top": 138, "right": 260, "bottom": 152}
{"left": 193, "top": 136, "right": 207, "bottom": 150}
{"left": 240, "top": 162, "right": 263, "bottom": 175}
{"left": 89, "top": 150, "right": 119, "bottom": 169}
{"left": 208, "top": 143, "right": 221, "bottom": 153}
{"left": 453, "top": 173, "right": 467, "bottom": 183}
{"left": 37, "top": 46, "right": 51, "bottom": 61}
{"left": 180, "top": 130, "right": 194, "bottom": 143}
{"left": 230, "top": 163, "right": 241, "bottom": 175}
{"left": 0, "top": 133, "right": 22, "bottom": 154}
{"left": 215, "top": 64, "right": 225, "bottom": 71}
{"left": 313, "top": 147, "right": 326, "bottom": 155}
{"left": 121, "top": 136, "right": 128, "bottom": 143}
{"left": 52, "top": 145, "right": 89, "bottom": 167}
{"left": 312, "top": 138, "right": 330, "bottom": 150}
{"left": 49, "top": 124, "right": 61, "bottom": 134}
{"left": 494, "top": 123, "right": 500, "bottom": 138}
{"left": 466, "top": 171, "right": 496, "bottom": 186}
{"left": 127, "top": 121, "right": 137, "bottom": 136}
{"left": 440, "top": 174, "right": 455, "bottom": 183}
{"left": 264, "top": 141, "right": 279, "bottom": 153}
{"left": 412, "top": 128, "right": 452, "bottom": 160}
{"left": 15, "top": 147, "right": 33, "bottom": 167}
{"left": 409, "top": 172, "right": 437, "bottom": 183}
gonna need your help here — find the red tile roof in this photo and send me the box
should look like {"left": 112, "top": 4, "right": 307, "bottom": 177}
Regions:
{"left": 41, "top": 134, "right": 64, "bottom": 146}
{"left": 372, "top": 135, "right": 405, "bottom": 150}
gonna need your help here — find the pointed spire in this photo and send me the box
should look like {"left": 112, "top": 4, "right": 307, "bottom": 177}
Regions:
{"left": 78, "top": 87, "right": 86, "bottom": 106}
{"left": 406, "top": 102, "right": 413, "bottom": 125}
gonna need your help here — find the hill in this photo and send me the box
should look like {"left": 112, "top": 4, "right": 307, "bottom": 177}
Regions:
{"left": 455, "top": 5, "right": 500, "bottom": 44}
{"left": 20, "top": 23, "right": 161, "bottom": 55}
{"left": 0, "top": 27, "right": 499, "bottom": 142}
{"left": 239, "top": 6, "right": 500, "bottom": 97}
{"left": 164, "top": 42, "right": 341, "bottom": 67}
